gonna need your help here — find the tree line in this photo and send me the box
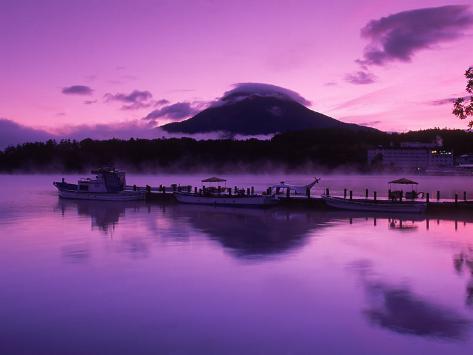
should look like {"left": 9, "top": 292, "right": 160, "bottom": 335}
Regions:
{"left": 1, "top": 128, "right": 473, "bottom": 173}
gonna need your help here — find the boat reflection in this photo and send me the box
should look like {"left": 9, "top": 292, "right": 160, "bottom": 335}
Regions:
{"left": 56, "top": 199, "right": 146, "bottom": 233}
{"left": 56, "top": 199, "right": 473, "bottom": 256}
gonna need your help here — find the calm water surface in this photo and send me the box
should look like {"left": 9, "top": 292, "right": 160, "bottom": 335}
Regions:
{"left": 1, "top": 174, "right": 473, "bottom": 354}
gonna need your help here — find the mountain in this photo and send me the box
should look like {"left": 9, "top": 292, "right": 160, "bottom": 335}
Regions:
{"left": 160, "top": 95, "right": 368, "bottom": 135}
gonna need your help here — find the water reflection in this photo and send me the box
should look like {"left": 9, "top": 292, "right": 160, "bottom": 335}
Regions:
{"left": 169, "top": 205, "right": 324, "bottom": 258}
{"left": 454, "top": 249, "right": 473, "bottom": 308}
{"left": 56, "top": 199, "right": 145, "bottom": 233}
{"left": 364, "top": 281, "right": 471, "bottom": 339}
{"left": 350, "top": 260, "right": 472, "bottom": 340}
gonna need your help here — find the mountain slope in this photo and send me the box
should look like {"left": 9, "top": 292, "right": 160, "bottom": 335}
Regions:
{"left": 161, "top": 96, "right": 367, "bottom": 135}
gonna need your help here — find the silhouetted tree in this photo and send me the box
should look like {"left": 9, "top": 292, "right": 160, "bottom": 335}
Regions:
{"left": 453, "top": 67, "right": 473, "bottom": 128}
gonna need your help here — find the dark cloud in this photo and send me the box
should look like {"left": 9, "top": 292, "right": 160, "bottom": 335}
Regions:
{"left": 155, "top": 99, "right": 170, "bottom": 106}
{"left": 0, "top": 118, "right": 53, "bottom": 149}
{"left": 62, "top": 85, "right": 93, "bottom": 95}
{"left": 57, "top": 121, "right": 158, "bottom": 141}
{"left": 0, "top": 118, "right": 158, "bottom": 149}
{"left": 345, "top": 71, "right": 377, "bottom": 84}
{"left": 83, "top": 99, "right": 97, "bottom": 105}
{"left": 144, "top": 102, "right": 200, "bottom": 122}
{"left": 430, "top": 95, "right": 471, "bottom": 106}
{"left": 357, "top": 5, "right": 473, "bottom": 66}
{"left": 218, "top": 83, "right": 311, "bottom": 106}
{"left": 104, "top": 90, "right": 153, "bottom": 110}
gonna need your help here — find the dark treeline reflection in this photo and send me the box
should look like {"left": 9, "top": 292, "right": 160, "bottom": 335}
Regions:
{"left": 57, "top": 200, "right": 473, "bottom": 259}
{"left": 57, "top": 200, "right": 330, "bottom": 258}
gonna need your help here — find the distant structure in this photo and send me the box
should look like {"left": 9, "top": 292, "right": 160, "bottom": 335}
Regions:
{"left": 368, "top": 136, "right": 453, "bottom": 171}
{"left": 457, "top": 154, "right": 473, "bottom": 166}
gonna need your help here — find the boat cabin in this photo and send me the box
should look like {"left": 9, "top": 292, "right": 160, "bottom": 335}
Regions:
{"left": 77, "top": 168, "right": 126, "bottom": 193}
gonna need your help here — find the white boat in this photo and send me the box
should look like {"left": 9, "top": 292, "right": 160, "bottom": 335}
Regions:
{"left": 322, "top": 195, "right": 427, "bottom": 213}
{"left": 53, "top": 168, "right": 145, "bottom": 201}
{"left": 175, "top": 192, "right": 277, "bottom": 207}
{"left": 269, "top": 178, "right": 320, "bottom": 198}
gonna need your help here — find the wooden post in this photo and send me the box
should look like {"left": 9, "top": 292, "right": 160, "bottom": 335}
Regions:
{"left": 344, "top": 189, "right": 347, "bottom": 199}
{"left": 246, "top": 188, "right": 250, "bottom": 196}
{"left": 365, "top": 189, "right": 368, "bottom": 199}
{"left": 234, "top": 186, "right": 237, "bottom": 194}
{"left": 326, "top": 188, "right": 330, "bottom": 196}
{"left": 426, "top": 192, "right": 430, "bottom": 203}
{"left": 228, "top": 188, "right": 232, "bottom": 196}
{"left": 194, "top": 187, "right": 197, "bottom": 194}
{"left": 133, "top": 184, "right": 137, "bottom": 191}
{"left": 251, "top": 186, "right": 254, "bottom": 195}
{"left": 286, "top": 187, "right": 290, "bottom": 199}
{"left": 306, "top": 187, "right": 310, "bottom": 199}
{"left": 426, "top": 219, "right": 430, "bottom": 230}
{"left": 436, "top": 190, "right": 440, "bottom": 201}
{"left": 349, "top": 190, "right": 353, "bottom": 200}
{"left": 464, "top": 191, "right": 467, "bottom": 201}
{"left": 146, "top": 185, "right": 151, "bottom": 193}
{"left": 455, "top": 193, "right": 458, "bottom": 205}
{"left": 374, "top": 191, "right": 377, "bottom": 202}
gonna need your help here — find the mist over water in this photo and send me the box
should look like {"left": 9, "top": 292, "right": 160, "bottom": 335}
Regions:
{"left": 1, "top": 174, "right": 473, "bottom": 354}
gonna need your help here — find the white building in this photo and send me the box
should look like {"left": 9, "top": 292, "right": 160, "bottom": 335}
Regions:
{"left": 368, "top": 142, "right": 453, "bottom": 170}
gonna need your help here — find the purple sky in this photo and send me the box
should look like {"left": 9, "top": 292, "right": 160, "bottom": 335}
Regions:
{"left": 1, "top": 0, "right": 473, "bottom": 145}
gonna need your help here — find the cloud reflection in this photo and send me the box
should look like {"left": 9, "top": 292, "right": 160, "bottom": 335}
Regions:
{"left": 350, "top": 259, "right": 472, "bottom": 340}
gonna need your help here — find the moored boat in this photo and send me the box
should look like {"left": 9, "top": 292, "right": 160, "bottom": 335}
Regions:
{"left": 175, "top": 192, "right": 277, "bottom": 207}
{"left": 53, "top": 168, "right": 145, "bottom": 201}
{"left": 174, "top": 176, "right": 277, "bottom": 207}
{"left": 322, "top": 195, "right": 427, "bottom": 213}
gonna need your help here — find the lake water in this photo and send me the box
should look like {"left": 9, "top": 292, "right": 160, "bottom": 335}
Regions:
{"left": 1, "top": 174, "right": 473, "bottom": 355}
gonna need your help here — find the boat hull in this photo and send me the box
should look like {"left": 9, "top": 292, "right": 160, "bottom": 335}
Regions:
{"left": 57, "top": 189, "right": 145, "bottom": 201}
{"left": 174, "top": 193, "right": 277, "bottom": 207}
{"left": 322, "top": 196, "right": 426, "bottom": 213}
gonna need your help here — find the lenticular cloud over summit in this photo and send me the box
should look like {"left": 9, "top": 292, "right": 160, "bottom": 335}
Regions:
{"left": 217, "top": 83, "right": 312, "bottom": 107}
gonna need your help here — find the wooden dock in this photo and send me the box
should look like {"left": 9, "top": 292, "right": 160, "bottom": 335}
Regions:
{"left": 142, "top": 186, "right": 473, "bottom": 216}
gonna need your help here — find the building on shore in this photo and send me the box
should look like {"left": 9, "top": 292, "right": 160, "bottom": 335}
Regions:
{"left": 457, "top": 154, "right": 473, "bottom": 166}
{"left": 367, "top": 139, "right": 454, "bottom": 171}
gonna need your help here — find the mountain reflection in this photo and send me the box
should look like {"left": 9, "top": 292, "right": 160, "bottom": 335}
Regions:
{"left": 167, "top": 205, "right": 330, "bottom": 258}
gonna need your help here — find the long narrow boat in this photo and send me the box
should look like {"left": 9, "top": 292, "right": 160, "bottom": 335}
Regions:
{"left": 174, "top": 192, "right": 277, "bottom": 207}
{"left": 53, "top": 168, "right": 145, "bottom": 201}
{"left": 322, "top": 195, "right": 427, "bottom": 213}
